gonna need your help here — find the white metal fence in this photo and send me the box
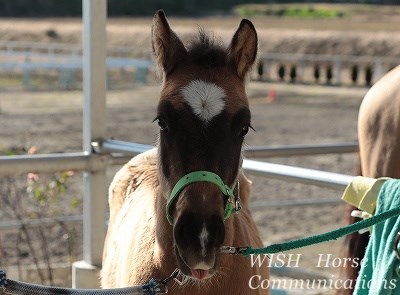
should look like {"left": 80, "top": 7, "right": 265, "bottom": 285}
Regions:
{"left": 0, "top": 140, "right": 357, "bottom": 232}
{"left": 0, "top": 41, "right": 152, "bottom": 88}
{"left": 259, "top": 52, "right": 400, "bottom": 85}
{"left": 2, "top": 39, "right": 400, "bottom": 88}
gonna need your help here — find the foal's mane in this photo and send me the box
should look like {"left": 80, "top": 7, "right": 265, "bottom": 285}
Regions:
{"left": 186, "top": 29, "right": 227, "bottom": 68}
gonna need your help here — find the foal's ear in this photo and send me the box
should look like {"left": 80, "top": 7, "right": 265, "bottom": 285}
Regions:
{"left": 227, "top": 19, "right": 258, "bottom": 79}
{"left": 152, "top": 10, "right": 187, "bottom": 75}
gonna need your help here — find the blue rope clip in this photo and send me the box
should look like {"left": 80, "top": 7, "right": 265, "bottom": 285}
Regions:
{"left": 142, "top": 278, "right": 167, "bottom": 295}
{"left": 0, "top": 269, "right": 8, "bottom": 289}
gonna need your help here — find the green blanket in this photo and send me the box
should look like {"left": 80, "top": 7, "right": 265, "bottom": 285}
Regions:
{"left": 355, "top": 179, "right": 400, "bottom": 295}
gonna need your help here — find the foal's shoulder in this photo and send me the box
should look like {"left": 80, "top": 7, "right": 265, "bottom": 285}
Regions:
{"left": 108, "top": 148, "right": 159, "bottom": 208}
{"left": 238, "top": 170, "right": 252, "bottom": 206}
{"left": 127, "top": 148, "right": 158, "bottom": 167}
{"left": 126, "top": 148, "right": 159, "bottom": 191}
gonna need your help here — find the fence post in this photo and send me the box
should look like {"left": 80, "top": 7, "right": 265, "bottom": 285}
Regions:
{"left": 374, "top": 58, "right": 383, "bottom": 83}
{"left": 333, "top": 57, "right": 342, "bottom": 85}
{"left": 22, "top": 56, "right": 32, "bottom": 89}
{"left": 72, "top": 0, "right": 107, "bottom": 288}
{"left": 298, "top": 59, "right": 305, "bottom": 83}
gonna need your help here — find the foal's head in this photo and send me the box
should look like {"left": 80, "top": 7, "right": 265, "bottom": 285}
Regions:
{"left": 152, "top": 10, "right": 257, "bottom": 280}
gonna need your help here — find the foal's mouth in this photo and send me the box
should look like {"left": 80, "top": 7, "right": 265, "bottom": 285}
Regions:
{"left": 190, "top": 268, "right": 212, "bottom": 280}
{"left": 183, "top": 265, "right": 215, "bottom": 281}
{"left": 175, "top": 246, "right": 216, "bottom": 281}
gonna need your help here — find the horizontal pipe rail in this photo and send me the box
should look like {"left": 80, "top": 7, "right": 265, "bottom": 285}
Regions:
{"left": 243, "top": 159, "right": 353, "bottom": 191}
{"left": 251, "top": 197, "right": 341, "bottom": 209}
{"left": 0, "top": 215, "right": 83, "bottom": 229}
{"left": 96, "top": 139, "right": 152, "bottom": 155}
{"left": 0, "top": 51, "right": 152, "bottom": 71}
{"left": 100, "top": 139, "right": 358, "bottom": 158}
{"left": 0, "top": 152, "right": 107, "bottom": 176}
{"left": 99, "top": 139, "right": 354, "bottom": 190}
{"left": 243, "top": 142, "right": 358, "bottom": 158}
{"left": 2, "top": 41, "right": 399, "bottom": 63}
{"left": 0, "top": 40, "right": 146, "bottom": 57}
{"left": 0, "top": 140, "right": 354, "bottom": 189}
{"left": 0, "top": 139, "right": 354, "bottom": 233}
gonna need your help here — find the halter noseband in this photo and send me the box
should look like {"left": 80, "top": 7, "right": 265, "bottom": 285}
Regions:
{"left": 166, "top": 171, "right": 241, "bottom": 225}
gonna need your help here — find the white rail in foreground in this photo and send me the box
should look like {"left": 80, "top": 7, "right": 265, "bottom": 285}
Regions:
{"left": 99, "top": 139, "right": 355, "bottom": 191}
{"left": 0, "top": 139, "right": 355, "bottom": 191}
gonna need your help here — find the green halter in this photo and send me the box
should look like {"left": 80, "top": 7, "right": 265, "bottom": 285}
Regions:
{"left": 166, "top": 171, "right": 240, "bottom": 225}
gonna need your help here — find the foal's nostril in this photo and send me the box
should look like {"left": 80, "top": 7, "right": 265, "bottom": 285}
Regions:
{"left": 212, "top": 215, "right": 225, "bottom": 248}
{"left": 174, "top": 213, "right": 225, "bottom": 253}
{"left": 173, "top": 216, "right": 189, "bottom": 247}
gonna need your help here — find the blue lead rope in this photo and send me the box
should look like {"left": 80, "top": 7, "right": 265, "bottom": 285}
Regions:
{"left": 0, "top": 269, "right": 163, "bottom": 295}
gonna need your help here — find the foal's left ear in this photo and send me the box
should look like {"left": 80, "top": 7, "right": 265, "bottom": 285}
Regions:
{"left": 227, "top": 19, "right": 258, "bottom": 79}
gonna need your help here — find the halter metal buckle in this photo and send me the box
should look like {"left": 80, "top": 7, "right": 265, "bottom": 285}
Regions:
{"left": 172, "top": 269, "right": 186, "bottom": 286}
{"left": 162, "top": 268, "right": 185, "bottom": 286}
{"left": 233, "top": 180, "right": 241, "bottom": 212}
{"left": 220, "top": 246, "right": 249, "bottom": 255}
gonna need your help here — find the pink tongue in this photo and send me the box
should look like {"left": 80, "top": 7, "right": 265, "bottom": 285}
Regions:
{"left": 190, "top": 269, "right": 209, "bottom": 280}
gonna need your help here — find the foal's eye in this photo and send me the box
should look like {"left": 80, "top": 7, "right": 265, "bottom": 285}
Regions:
{"left": 157, "top": 118, "right": 168, "bottom": 131}
{"left": 240, "top": 126, "right": 249, "bottom": 138}
{"left": 240, "top": 124, "right": 255, "bottom": 138}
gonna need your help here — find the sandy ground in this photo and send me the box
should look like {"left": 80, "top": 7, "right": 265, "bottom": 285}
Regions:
{"left": 0, "top": 81, "right": 368, "bottom": 293}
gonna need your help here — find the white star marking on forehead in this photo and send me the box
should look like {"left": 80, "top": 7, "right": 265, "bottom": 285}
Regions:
{"left": 181, "top": 80, "right": 226, "bottom": 123}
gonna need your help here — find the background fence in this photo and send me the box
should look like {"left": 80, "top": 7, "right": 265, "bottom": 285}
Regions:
{"left": 1, "top": 40, "right": 400, "bottom": 90}
{"left": 258, "top": 52, "right": 400, "bottom": 86}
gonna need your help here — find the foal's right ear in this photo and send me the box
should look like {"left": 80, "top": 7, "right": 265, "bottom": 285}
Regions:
{"left": 152, "top": 10, "right": 187, "bottom": 76}
{"left": 227, "top": 19, "right": 258, "bottom": 79}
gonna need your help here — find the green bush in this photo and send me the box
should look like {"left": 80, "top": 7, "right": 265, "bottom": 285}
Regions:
{"left": 234, "top": 4, "right": 348, "bottom": 19}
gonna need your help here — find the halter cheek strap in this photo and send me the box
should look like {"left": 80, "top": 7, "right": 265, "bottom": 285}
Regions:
{"left": 166, "top": 171, "right": 240, "bottom": 225}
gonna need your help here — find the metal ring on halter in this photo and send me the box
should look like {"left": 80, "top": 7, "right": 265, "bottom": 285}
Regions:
{"left": 394, "top": 231, "right": 400, "bottom": 260}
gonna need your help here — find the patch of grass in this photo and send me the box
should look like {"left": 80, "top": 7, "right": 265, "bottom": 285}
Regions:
{"left": 284, "top": 7, "right": 346, "bottom": 19}
{"left": 234, "top": 4, "right": 348, "bottom": 19}
{"left": 0, "top": 74, "right": 23, "bottom": 88}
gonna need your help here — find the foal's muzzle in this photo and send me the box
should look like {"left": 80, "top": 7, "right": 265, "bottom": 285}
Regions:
{"left": 173, "top": 208, "right": 225, "bottom": 280}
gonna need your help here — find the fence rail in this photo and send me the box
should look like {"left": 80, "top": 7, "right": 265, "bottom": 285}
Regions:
{"left": 1, "top": 140, "right": 356, "bottom": 189}
{"left": 244, "top": 141, "right": 358, "bottom": 158}
{"left": 0, "top": 50, "right": 152, "bottom": 70}
{"left": 259, "top": 52, "right": 400, "bottom": 85}
{"left": 0, "top": 41, "right": 153, "bottom": 88}
{"left": 0, "top": 140, "right": 355, "bottom": 233}
{"left": 0, "top": 40, "right": 148, "bottom": 58}
{"left": 0, "top": 215, "right": 83, "bottom": 230}
{"left": 1, "top": 40, "right": 400, "bottom": 87}
{"left": 98, "top": 139, "right": 357, "bottom": 190}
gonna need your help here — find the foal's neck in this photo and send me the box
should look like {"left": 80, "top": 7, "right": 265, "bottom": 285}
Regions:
{"left": 154, "top": 167, "right": 175, "bottom": 240}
